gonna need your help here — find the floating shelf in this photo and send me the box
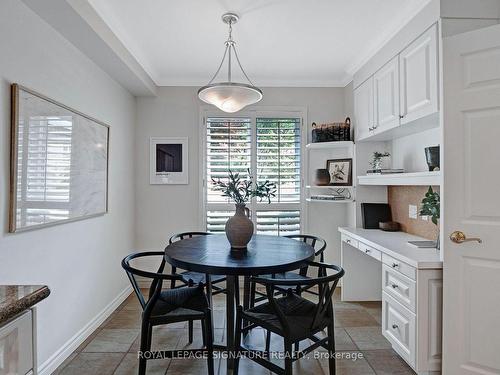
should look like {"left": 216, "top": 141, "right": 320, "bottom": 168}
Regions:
{"left": 306, "top": 141, "right": 354, "bottom": 150}
{"left": 357, "top": 171, "right": 441, "bottom": 186}
{"left": 306, "top": 198, "right": 354, "bottom": 203}
{"left": 306, "top": 185, "right": 354, "bottom": 189}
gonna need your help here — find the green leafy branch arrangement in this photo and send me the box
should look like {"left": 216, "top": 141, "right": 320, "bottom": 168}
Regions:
{"left": 370, "top": 151, "right": 391, "bottom": 169}
{"left": 420, "top": 186, "right": 440, "bottom": 225}
{"left": 211, "top": 170, "right": 277, "bottom": 204}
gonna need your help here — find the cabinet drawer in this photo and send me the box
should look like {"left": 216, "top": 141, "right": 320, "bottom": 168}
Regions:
{"left": 382, "top": 254, "right": 416, "bottom": 280}
{"left": 341, "top": 234, "right": 358, "bottom": 249}
{"left": 0, "top": 310, "right": 33, "bottom": 375}
{"left": 359, "top": 242, "right": 381, "bottom": 261}
{"left": 383, "top": 265, "right": 416, "bottom": 311}
{"left": 382, "top": 292, "right": 416, "bottom": 367}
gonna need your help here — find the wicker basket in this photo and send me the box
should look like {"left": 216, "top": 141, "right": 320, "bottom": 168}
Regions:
{"left": 311, "top": 117, "right": 351, "bottom": 143}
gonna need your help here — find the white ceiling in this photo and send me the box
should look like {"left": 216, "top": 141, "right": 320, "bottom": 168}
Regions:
{"left": 87, "top": 0, "right": 430, "bottom": 87}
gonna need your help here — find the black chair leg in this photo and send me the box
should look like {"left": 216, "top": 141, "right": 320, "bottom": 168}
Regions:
{"left": 284, "top": 339, "right": 293, "bottom": 375}
{"left": 327, "top": 322, "right": 336, "bottom": 375}
{"left": 234, "top": 306, "right": 243, "bottom": 375}
{"left": 265, "top": 330, "right": 271, "bottom": 353}
{"left": 139, "top": 320, "right": 152, "bottom": 375}
{"left": 205, "top": 311, "right": 215, "bottom": 375}
{"left": 188, "top": 320, "right": 194, "bottom": 344}
{"left": 250, "top": 280, "right": 256, "bottom": 308}
{"left": 201, "top": 319, "right": 207, "bottom": 347}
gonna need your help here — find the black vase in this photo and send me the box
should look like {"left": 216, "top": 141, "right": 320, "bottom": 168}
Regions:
{"left": 425, "top": 146, "right": 440, "bottom": 171}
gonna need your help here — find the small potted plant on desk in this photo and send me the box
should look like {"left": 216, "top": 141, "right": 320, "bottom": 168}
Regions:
{"left": 212, "top": 170, "right": 276, "bottom": 250}
{"left": 419, "top": 186, "right": 440, "bottom": 249}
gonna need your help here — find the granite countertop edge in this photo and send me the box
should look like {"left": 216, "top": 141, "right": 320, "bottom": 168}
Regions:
{"left": 0, "top": 285, "right": 50, "bottom": 325}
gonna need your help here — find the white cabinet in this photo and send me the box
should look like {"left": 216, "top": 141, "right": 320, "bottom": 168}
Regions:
{"left": 399, "top": 24, "right": 438, "bottom": 124}
{"left": 0, "top": 310, "right": 34, "bottom": 375}
{"left": 373, "top": 55, "right": 400, "bottom": 133}
{"left": 353, "top": 23, "right": 439, "bottom": 141}
{"left": 353, "top": 77, "right": 374, "bottom": 141}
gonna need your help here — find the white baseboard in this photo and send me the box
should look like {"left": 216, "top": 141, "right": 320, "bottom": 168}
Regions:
{"left": 37, "top": 285, "right": 132, "bottom": 375}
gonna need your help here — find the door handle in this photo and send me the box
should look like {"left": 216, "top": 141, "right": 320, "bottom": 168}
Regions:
{"left": 450, "top": 231, "right": 482, "bottom": 244}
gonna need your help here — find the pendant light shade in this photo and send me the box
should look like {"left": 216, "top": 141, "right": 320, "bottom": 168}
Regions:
{"left": 198, "top": 82, "right": 263, "bottom": 113}
{"left": 198, "top": 13, "right": 262, "bottom": 113}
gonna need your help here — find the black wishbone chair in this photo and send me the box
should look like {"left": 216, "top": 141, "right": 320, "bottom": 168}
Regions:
{"left": 249, "top": 235, "right": 327, "bottom": 306}
{"left": 168, "top": 232, "right": 227, "bottom": 342}
{"left": 235, "top": 261, "right": 344, "bottom": 375}
{"left": 122, "top": 252, "right": 214, "bottom": 375}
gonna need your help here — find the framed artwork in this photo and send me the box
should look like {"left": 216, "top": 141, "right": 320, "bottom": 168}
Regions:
{"left": 150, "top": 137, "right": 188, "bottom": 184}
{"left": 326, "top": 158, "right": 352, "bottom": 186}
{"left": 10, "top": 84, "right": 109, "bottom": 232}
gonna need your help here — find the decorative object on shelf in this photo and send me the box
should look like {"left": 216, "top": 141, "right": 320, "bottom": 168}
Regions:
{"left": 9, "top": 84, "right": 109, "bottom": 233}
{"left": 311, "top": 117, "right": 351, "bottom": 143}
{"left": 379, "top": 221, "right": 401, "bottom": 232}
{"left": 211, "top": 170, "right": 276, "bottom": 250}
{"left": 309, "top": 187, "right": 352, "bottom": 201}
{"left": 150, "top": 137, "right": 188, "bottom": 184}
{"left": 198, "top": 13, "right": 262, "bottom": 113}
{"left": 326, "top": 158, "right": 352, "bottom": 186}
{"left": 370, "top": 151, "right": 391, "bottom": 171}
{"left": 425, "top": 146, "right": 440, "bottom": 171}
{"left": 419, "top": 186, "right": 440, "bottom": 249}
{"left": 314, "top": 169, "right": 331, "bottom": 186}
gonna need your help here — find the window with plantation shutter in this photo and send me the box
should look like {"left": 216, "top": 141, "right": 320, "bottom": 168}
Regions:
{"left": 204, "top": 112, "right": 303, "bottom": 235}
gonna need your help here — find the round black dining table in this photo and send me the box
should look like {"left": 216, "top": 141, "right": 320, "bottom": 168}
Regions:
{"left": 164, "top": 234, "right": 315, "bottom": 373}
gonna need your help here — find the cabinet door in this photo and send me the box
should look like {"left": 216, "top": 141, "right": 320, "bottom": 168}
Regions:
{"left": 354, "top": 77, "right": 374, "bottom": 141}
{"left": 0, "top": 310, "right": 33, "bottom": 375}
{"left": 374, "top": 55, "right": 400, "bottom": 132}
{"left": 399, "top": 24, "right": 438, "bottom": 124}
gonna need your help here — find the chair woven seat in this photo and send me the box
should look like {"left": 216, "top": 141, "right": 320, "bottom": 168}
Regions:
{"left": 180, "top": 271, "right": 226, "bottom": 285}
{"left": 242, "top": 293, "right": 329, "bottom": 341}
{"left": 151, "top": 286, "right": 208, "bottom": 319}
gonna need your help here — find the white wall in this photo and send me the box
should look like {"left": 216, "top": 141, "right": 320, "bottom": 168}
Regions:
{"left": 0, "top": 0, "right": 136, "bottom": 371}
{"left": 135, "top": 86, "right": 348, "bottom": 264}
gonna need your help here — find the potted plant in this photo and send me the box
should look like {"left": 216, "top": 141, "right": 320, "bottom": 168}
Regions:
{"left": 370, "top": 151, "right": 390, "bottom": 171}
{"left": 419, "top": 186, "right": 440, "bottom": 249}
{"left": 212, "top": 170, "right": 276, "bottom": 250}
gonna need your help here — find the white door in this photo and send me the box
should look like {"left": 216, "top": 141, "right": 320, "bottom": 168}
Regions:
{"left": 443, "top": 24, "right": 500, "bottom": 375}
{"left": 373, "top": 55, "right": 400, "bottom": 133}
{"left": 400, "top": 23, "right": 438, "bottom": 124}
{"left": 354, "top": 77, "right": 374, "bottom": 141}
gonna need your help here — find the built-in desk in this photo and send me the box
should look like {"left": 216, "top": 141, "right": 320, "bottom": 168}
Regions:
{"left": 338, "top": 227, "right": 442, "bottom": 375}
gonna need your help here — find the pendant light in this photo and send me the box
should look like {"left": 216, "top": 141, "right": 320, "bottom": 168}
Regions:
{"left": 198, "top": 13, "right": 262, "bottom": 113}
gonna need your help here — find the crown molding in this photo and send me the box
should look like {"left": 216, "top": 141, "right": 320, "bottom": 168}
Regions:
{"left": 345, "top": 0, "right": 433, "bottom": 76}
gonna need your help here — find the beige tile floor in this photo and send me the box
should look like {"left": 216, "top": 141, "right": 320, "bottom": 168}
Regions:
{"left": 53, "top": 289, "right": 416, "bottom": 375}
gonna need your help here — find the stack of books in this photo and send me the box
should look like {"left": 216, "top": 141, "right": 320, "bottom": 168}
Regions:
{"left": 310, "top": 195, "right": 348, "bottom": 201}
{"left": 366, "top": 169, "right": 405, "bottom": 175}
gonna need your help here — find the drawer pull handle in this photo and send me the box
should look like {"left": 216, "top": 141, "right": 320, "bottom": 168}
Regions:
{"left": 346, "top": 239, "right": 351, "bottom": 243}
{"left": 392, "top": 324, "right": 399, "bottom": 329}
{"left": 365, "top": 249, "right": 371, "bottom": 253}
{"left": 392, "top": 263, "right": 399, "bottom": 268}
{"left": 391, "top": 284, "right": 399, "bottom": 289}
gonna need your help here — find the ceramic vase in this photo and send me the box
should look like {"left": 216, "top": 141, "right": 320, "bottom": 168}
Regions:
{"left": 225, "top": 203, "right": 254, "bottom": 250}
{"left": 314, "top": 169, "right": 331, "bottom": 186}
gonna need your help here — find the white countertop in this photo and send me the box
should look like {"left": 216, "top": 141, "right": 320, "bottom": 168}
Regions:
{"left": 338, "top": 227, "right": 443, "bottom": 269}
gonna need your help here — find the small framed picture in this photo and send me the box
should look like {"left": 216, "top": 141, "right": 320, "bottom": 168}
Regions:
{"left": 150, "top": 137, "right": 188, "bottom": 184}
{"left": 326, "top": 158, "right": 352, "bottom": 186}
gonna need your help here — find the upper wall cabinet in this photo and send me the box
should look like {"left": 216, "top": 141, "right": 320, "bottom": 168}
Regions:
{"left": 374, "top": 55, "right": 400, "bottom": 133}
{"left": 354, "top": 77, "right": 374, "bottom": 141}
{"left": 399, "top": 24, "right": 438, "bottom": 124}
{"left": 354, "top": 24, "right": 439, "bottom": 142}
